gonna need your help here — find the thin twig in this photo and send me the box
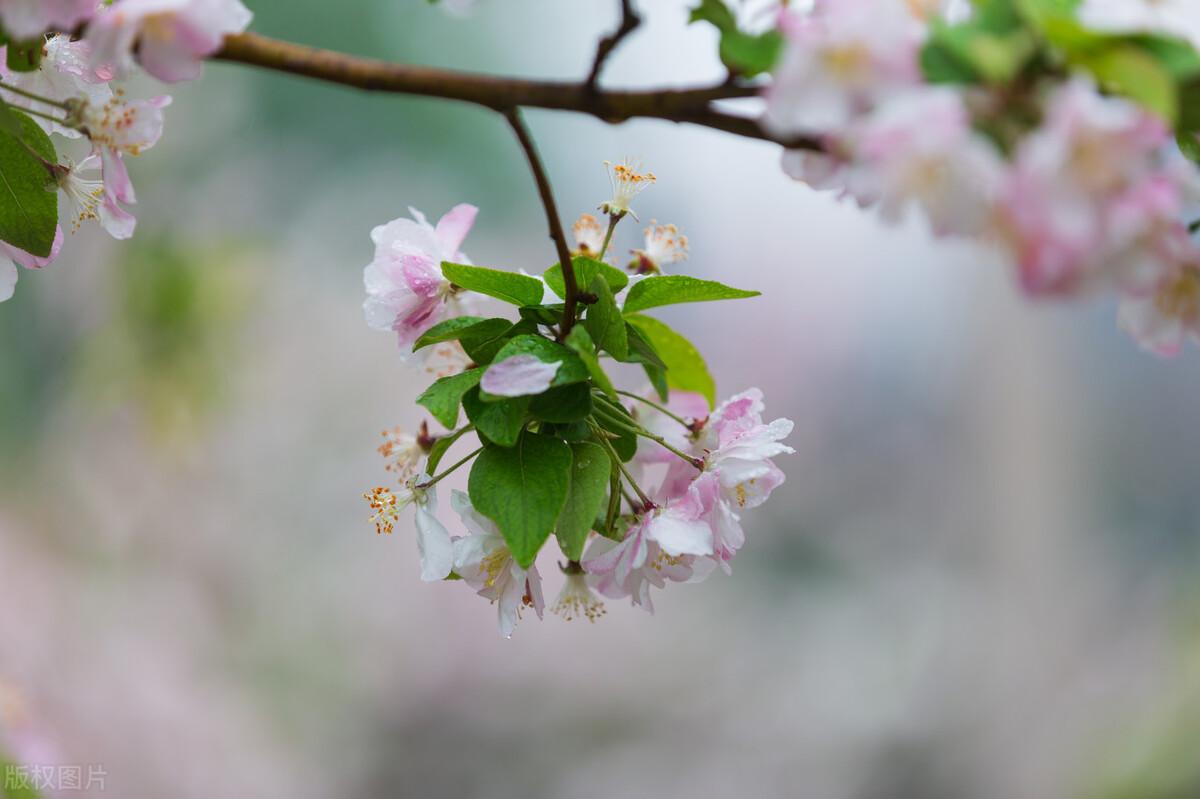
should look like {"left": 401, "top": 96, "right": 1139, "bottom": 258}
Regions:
{"left": 415, "top": 446, "right": 483, "bottom": 489}
{"left": 586, "top": 0, "right": 642, "bottom": 92}
{"left": 504, "top": 108, "right": 581, "bottom": 339}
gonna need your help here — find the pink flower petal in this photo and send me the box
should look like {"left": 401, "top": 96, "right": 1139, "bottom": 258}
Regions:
{"left": 480, "top": 355, "right": 560, "bottom": 397}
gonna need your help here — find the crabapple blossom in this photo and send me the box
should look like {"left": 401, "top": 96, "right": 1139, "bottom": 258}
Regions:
{"left": 80, "top": 92, "right": 171, "bottom": 216}
{"left": 550, "top": 571, "right": 606, "bottom": 623}
{"left": 571, "top": 213, "right": 607, "bottom": 259}
{"left": 0, "top": 0, "right": 96, "bottom": 41}
{"left": 582, "top": 518, "right": 697, "bottom": 613}
{"left": 600, "top": 159, "right": 656, "bottom": 219}
{"left": 55, "top": 154, "right": 136, "bottom": 239}
{"left": 629, "top": 222, "right": 689, "bottom": 275}
{"left": 362, "top": 204, "right": 478, "bottom": 352}
{"left": 1119, "top": 261, "right": 1200, "bottom": 357}
{"left": 848, "top": 89, "right": 1005, "bottom": 237}
{"left": 363, "top": 474, "right": 453, "bottom": 582}
{"left": 377, "top": 426, "right": 424, "bottom": 483}
{"left": 764, "top": 0, "right": 924, "bottom": 136}
{"left": 480, "top": 355, "right": 561, "bottom": 398}
{"left": 85, "top": 0, "right": 252, "bottom": 83}
{"left": 451, "top": 491, "right": 544, "bottom": 638}
{"left": 696, "top": 388, "right": 795, "bottom": 511}
{"left": 992, "top": 80, "right": 1184, "bottom": 296}
{"left": 0, "top": 229, "right": 63, "bottom": 303}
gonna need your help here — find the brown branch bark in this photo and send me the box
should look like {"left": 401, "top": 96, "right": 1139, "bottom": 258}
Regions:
{"left": 586, "top": 0, "right": 642, "bottom": 92}
{"left": 503, "top": 109, "right": 580, "bottom": 339}
{"left": 213, "top": 32, "right": 817, "bottom": 149}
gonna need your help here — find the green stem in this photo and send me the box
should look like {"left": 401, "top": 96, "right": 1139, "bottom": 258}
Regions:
{"left": 614, "top": 389, "right": 692, "bottom": 428}
{"left": 598, "top": 212, "right": 621, "bottom": 261}
{"left": 416, "top": 446, "right": 483, "bottom": 489}
{"left": 0, "top": 80, "right": 69, "bottom": 109}
{"left": 604, "top": 467, "right": 621, "bottom": 535}
{"left": 1189, "top": 219, "right": 1200, "bottom": 235}
{"left": 589, "top": 420, "right": 653, "bottom": 507}
{"left": 13, "top": 105, "right": 68, "bottom": 127}
{"left": 590, "top": 405, "right": 703, "bottom": 470}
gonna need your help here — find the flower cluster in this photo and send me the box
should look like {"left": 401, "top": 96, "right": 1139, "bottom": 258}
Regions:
{"left": 363, "top": 164, "right": 791, "bottom": 636}
{"left": 0, "top": 0, "right": 251, "bottom": 302}
{"left": 763, "top": 0, "right": 1200, "bottom": 356}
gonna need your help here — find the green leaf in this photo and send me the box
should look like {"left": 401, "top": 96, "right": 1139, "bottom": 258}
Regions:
{"left": 921, "top": 39, "right": 982, "bottom": 84}
{"left": 1084, "top": 45, "right": 1178, "bottom": 123}
{"left": 1131, "top": 34, "right": 1200, "bottom": 80}
{"left": 518, "top": 303, "right": 566, "bottom": 327}
{"left": 623, "top": 275, "right": 760, "bottom": 313}
{"left": 462, "top": 319, "right": 536, "bottom": 365}
{"left": 413, "top": 316, "right": 503, "bottom": 351}
{"left": 564, "top": 325, "right": 617, "bottom": 400}
{"left": 0, "top": 109, "right": 57, "bottom": 258}
{"left": 719, "top": 30, "right": 783, "bottom": 77}
{"left": 925, "top": 21, "right": 1037, "bottom": 84}
{"left": 555, "top": 441, "right": 611, "bottom": 560}
{"left": 441, "top": 262, "right": 546, "bottom": 307}
{"left": 462, "top": 386, "right": 529, "bottom": 447}
{"left": 622, "top": 322, "right": 667, "bottom": 370}
{"left": 468, "top": 434, "right": 572, "bottom": 568}
{"left": 426, "top": 424, "right": 474, "bottom": 473}
{"left": 591, "top": 402, "right": 638, "bottom": 462}
{"left": 626, "top": 314, "right": 716, "bottom": 408}
{"left": 416, "top": 368, "right": 484, "bottom": 429}
{"left": 543, "top": 256, "right": 628, "bottom": 299}
{"left": 488, "top": 334, "right": 590, "bottom": 388}
{"left": 689, "top": 0, "right": 737, "bottom": 31}
{"left": 1178, "top": 132, "right": 1200, "bottom": 164}
{"left": 530, "top": 383, "right": 593, "bottom": 423}
{"left": 583, "top": 274, "right": 628, "bottom": 360}
{"left": 0, "top": 99, "right": 25, "bottom": 138}
{"left": 5, "top": 40, "right": 42, "bottom": 72}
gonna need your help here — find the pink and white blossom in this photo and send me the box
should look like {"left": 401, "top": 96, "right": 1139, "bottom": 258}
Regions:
{"left": 363, "top": 204, "right": 478, "bottom": 352}
{"left": 56, "top": 154, "right": 136, "bottom": 239}
{"left": 582, "top": 518, "right": 696, "bottom": 613}
{"left": 697, "top": 388, "right": 794, "bottom": 510}
{"left": 481, "top": 355, "right": 560, "bottom": 397}
{"left": 992, "top": 79, "right": 1184, "bottom": 296}
{"left": 0, "top": 0, "right": 96, "bottom": 41}
{"left": 643, "top": 473, "right": 717, "bottom": 558}
{"left": 0, "top": 228, "right": 64, "bottom": 303}
{"left": 764, "top": 0, "right": 923, "bottom": 136}
{"left": 86, "top": 0, "right": 252, "bottom": 83}
{"left": 629, "top": 221, "right": 689, "bottom": 274}
{"left": 550, "top": 571, "right": 606, "bottom": 622}
{"left": 80, "top": 92, "right": 171, "bottom": 219}
{"left": 366, "top": 474, "right": 454, "bottom": 582}
{"left": 451, "top": 491, "right": 545, "bottom": 638}
{"left": 849, "top": 89, "right": 1005, "bottom": 236}
{"left": 571, "top": 213, "right": 607, "bottom": 258}
{"left": 1118, "top": 261, "right": 1200, "bottom": 357}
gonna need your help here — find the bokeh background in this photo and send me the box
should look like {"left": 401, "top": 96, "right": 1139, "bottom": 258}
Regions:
{"left": 3, "top": 1, "right": 1200, "bottom": 797}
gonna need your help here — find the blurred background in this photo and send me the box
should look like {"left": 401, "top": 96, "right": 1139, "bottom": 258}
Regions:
{"left": 2, "top": 1, "right": 1200, "bottom": 797}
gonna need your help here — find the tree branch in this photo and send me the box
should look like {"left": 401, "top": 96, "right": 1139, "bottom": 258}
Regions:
{"left": 504, "top": 108, "right": 580, "bottom": 340}
{"left": 213, "top": 32, "right": 816, "bottom": 149}
{"left": 586, "top": 0, "right": 642, "bottom": 92}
